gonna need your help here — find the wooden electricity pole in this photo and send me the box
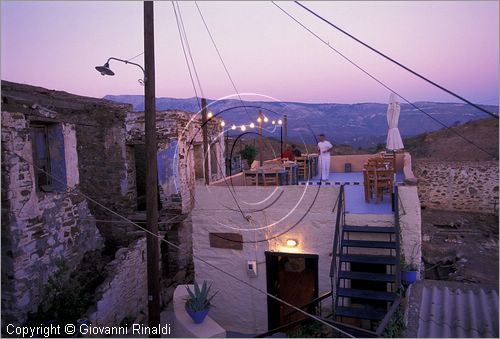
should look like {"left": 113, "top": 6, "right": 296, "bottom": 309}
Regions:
{"left": 283, "top": 114, "right": 288, "bottom": 149}
{"left": 258, "top": 110, "right": 263, "bottom": 166}
{"left": 144, "top": 1, "right": 161, "bottom": 335}
{"left": 201, "top": 98, "right": 210, "bottom": 185}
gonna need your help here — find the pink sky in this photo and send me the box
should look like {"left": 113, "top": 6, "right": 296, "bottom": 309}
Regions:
{"left": 1, "top": 1, "right": 498, "bottom": 105}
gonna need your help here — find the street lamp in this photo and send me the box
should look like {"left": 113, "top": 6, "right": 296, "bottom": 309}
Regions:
{"left": 95, "top": 57, "right": 146, "bottom": 84}
{"left": 94, "top": 3, "right": 161, "bottom": 332}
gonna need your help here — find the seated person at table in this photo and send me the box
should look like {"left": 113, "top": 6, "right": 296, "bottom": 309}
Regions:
{"left": 291, "top": 144, "right": 302, "bottom": 157}
{"left": 281, "top": 144, "right": 295, "bottom": 161}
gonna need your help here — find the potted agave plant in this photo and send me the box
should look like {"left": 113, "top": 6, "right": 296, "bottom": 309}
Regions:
{"left": 185, "top": 281, "right": 217, "bottom": 324}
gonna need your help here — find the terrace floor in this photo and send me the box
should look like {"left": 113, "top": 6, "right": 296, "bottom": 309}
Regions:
{"left": 299, "top": 171, "right": 405, "bottom": 215}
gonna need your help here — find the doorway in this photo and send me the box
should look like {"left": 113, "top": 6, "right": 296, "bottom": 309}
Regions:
{"left": 265, "top": 251, "right": 319, "bottom": 330}
{"left": 193, "top": 143, "right": 204, "bottom": 180}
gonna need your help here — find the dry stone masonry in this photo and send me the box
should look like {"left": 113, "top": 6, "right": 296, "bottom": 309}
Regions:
{"left": 414, "top": 160, "right": 499, "bottom": 214}
{"left": 1, "top": 80, "right": 224, "bottom": 328}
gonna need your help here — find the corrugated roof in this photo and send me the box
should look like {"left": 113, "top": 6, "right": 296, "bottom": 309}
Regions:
{"left": 407, "top": 280, "right": 499, "bottom": 338}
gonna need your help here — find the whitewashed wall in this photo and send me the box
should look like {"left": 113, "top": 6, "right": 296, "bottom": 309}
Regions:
{"left": 192, "top": 182, "right": 422, "bottom": 334}
{"left": 192, "top": 184, "right": 340, "bottom": 334}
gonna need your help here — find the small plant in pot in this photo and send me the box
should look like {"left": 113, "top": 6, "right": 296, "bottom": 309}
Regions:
{"left": 400, "top": 243, "right": 419, "bottom": 284}
{"left": 185, "top": 281, "right": 217, "bottom": 324}
{"left": 401, "top": 261, "right": 418, "bottom": 284}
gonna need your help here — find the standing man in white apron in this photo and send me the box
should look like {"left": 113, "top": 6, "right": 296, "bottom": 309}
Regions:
{"left": 317, "top": 133, "right": 333, "bottom": 181}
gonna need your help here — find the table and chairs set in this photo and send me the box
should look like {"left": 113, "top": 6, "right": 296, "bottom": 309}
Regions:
{"left": 362, "top": 152, "right": 397, "bottom": 203}
{"left": 243, "top": 154, "right": 318, "bottom": 186}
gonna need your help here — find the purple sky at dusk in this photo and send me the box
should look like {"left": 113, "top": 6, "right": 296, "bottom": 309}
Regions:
{"left": 1, "top": 1, "right": 498, "bottom": 105}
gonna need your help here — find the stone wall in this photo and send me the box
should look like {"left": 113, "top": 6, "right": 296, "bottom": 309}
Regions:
{"left": 1, "top": 109, "right": 103, "bottom": 326}
{"left": 86, "top": 237, "right": 148, "bottom": 326}
{"left": 126, "top": 110, "right": 225, "bottom": 216}
{"left": 413, "top": 160, "right": 499, "bottom": 214}
{"left": 1, "top": 80, "right": 138, "bottom": 251}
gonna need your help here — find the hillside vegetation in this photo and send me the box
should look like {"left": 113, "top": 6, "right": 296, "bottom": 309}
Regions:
{"left": 404, "top": 118, "right": 498, "bottom": 161}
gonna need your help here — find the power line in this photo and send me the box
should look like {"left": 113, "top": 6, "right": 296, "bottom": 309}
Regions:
{"left": 294, "top": 1, "right": 499, "bottom": 120}
{"left": 5, "top": 148, "right": 353, "bottom": 337}
{"left": 172, "top": 1, "right": 202, "bottom": 110}
{"left": 194, "top": 1, "right": 253, "bottom": 120}
{"left": 271, "top": 1, "right": 497, "bottom": 160}
{"left": 176, "top": 1, "right": 205, "bottom": 99}
{"left": 126, "top": 51, "right": 144, "bottom": 62}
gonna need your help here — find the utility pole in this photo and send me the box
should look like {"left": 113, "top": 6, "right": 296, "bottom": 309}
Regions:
{"left": 201, "top": 98, "right": 210, "bottom": 185}
{"left": 258, "top": 110, "right": 263, "bottom": 166}
{"left": 283, "top": 114, "right": 288, "bottom": 150}
{"left": 144, "top": 1, "right": 161, "bottom": 335}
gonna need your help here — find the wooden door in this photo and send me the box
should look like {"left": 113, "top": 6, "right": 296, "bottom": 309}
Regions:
{"left": 266, "top": 252, "right": 319, "bottom": 330}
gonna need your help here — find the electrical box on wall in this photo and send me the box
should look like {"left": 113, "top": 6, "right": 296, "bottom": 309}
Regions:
{"left": 247, "top": 260, "right": 257, "bottom": 277}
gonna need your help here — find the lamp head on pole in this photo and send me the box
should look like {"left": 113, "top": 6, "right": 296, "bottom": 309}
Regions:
{"left": 95, "top": 62, "right": 115, "bottom": 76}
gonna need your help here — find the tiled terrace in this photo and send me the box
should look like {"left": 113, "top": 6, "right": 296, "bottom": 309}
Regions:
{"left": 298, "top": 171, "right": 406, "bottom": 214}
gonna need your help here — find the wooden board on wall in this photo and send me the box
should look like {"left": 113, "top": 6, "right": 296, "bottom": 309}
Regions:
{"left": 209, "top": 232, "right": 243, "bottom": 250}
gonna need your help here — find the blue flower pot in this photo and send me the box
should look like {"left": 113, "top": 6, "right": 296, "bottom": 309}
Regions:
{"left": 186, "top": 307, "right": 209, "bottom": 324}
{"left": 402, "top": 270, "right": 417, "bottom": 284}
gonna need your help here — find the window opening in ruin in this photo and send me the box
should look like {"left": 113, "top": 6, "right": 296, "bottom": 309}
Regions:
{"left": 31, "top": 122, "right": 67, "bottom": 192}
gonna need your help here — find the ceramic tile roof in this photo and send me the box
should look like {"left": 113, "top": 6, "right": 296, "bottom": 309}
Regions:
{"left": 407, "top": 280, "right": 499, "bottom": 338}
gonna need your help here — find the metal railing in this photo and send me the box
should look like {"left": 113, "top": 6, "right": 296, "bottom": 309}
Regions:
{"left": 329, "top": 184, "right": 346, "bottom": 316}
{"left": 372, "top": 185, "right": 402, "bottom": 336}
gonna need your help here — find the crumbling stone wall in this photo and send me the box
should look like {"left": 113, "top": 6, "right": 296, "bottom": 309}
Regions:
{"left": 414, "top": 160, "right": 499, "bottom": 214}
{"left": 126, "top": 110, "right": 225, "bottom": 215}
{"left": 1, "top": 110, "right": 103, "bottom": 326}
{"left": 86, "top": 237, "right": 147, "bottom": 326}
{"left": 1, "top": 81, "right": 139, "bottom": 251}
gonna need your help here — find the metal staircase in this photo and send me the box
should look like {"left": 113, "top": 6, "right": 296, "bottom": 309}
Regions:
{"left": 330, "top": 185, "right": 401, "bottom": 336}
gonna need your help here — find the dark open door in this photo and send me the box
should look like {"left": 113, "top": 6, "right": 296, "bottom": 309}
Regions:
{"left": 265, "top": 251, "right": 319, "bottom": 331}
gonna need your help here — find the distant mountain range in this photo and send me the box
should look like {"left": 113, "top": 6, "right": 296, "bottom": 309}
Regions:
{"left": 104, "top": 95, "right": 498, "bottom": 147}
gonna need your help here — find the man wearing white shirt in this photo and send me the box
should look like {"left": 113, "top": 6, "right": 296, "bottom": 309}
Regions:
{"left": 317, "top": 133, "right": 333, "bottom": 181}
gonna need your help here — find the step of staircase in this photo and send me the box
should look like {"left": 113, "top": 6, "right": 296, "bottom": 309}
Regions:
{"left": 341, "top": 239, "right": 397, "bottom": 249}
{"left": 337, "top": 288, "right": 397, "bottom": 302}
{"left": 340, "top": 254, "right": 398, "bottom": 265}
{"left": 335, "top": 306, "right": 386, "bottom": 321}
{"left": 339, "top": 270, "right": 396, "bottom": 283}
{"left": 343, "top": 225, "right": 396, "bottom": 234}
